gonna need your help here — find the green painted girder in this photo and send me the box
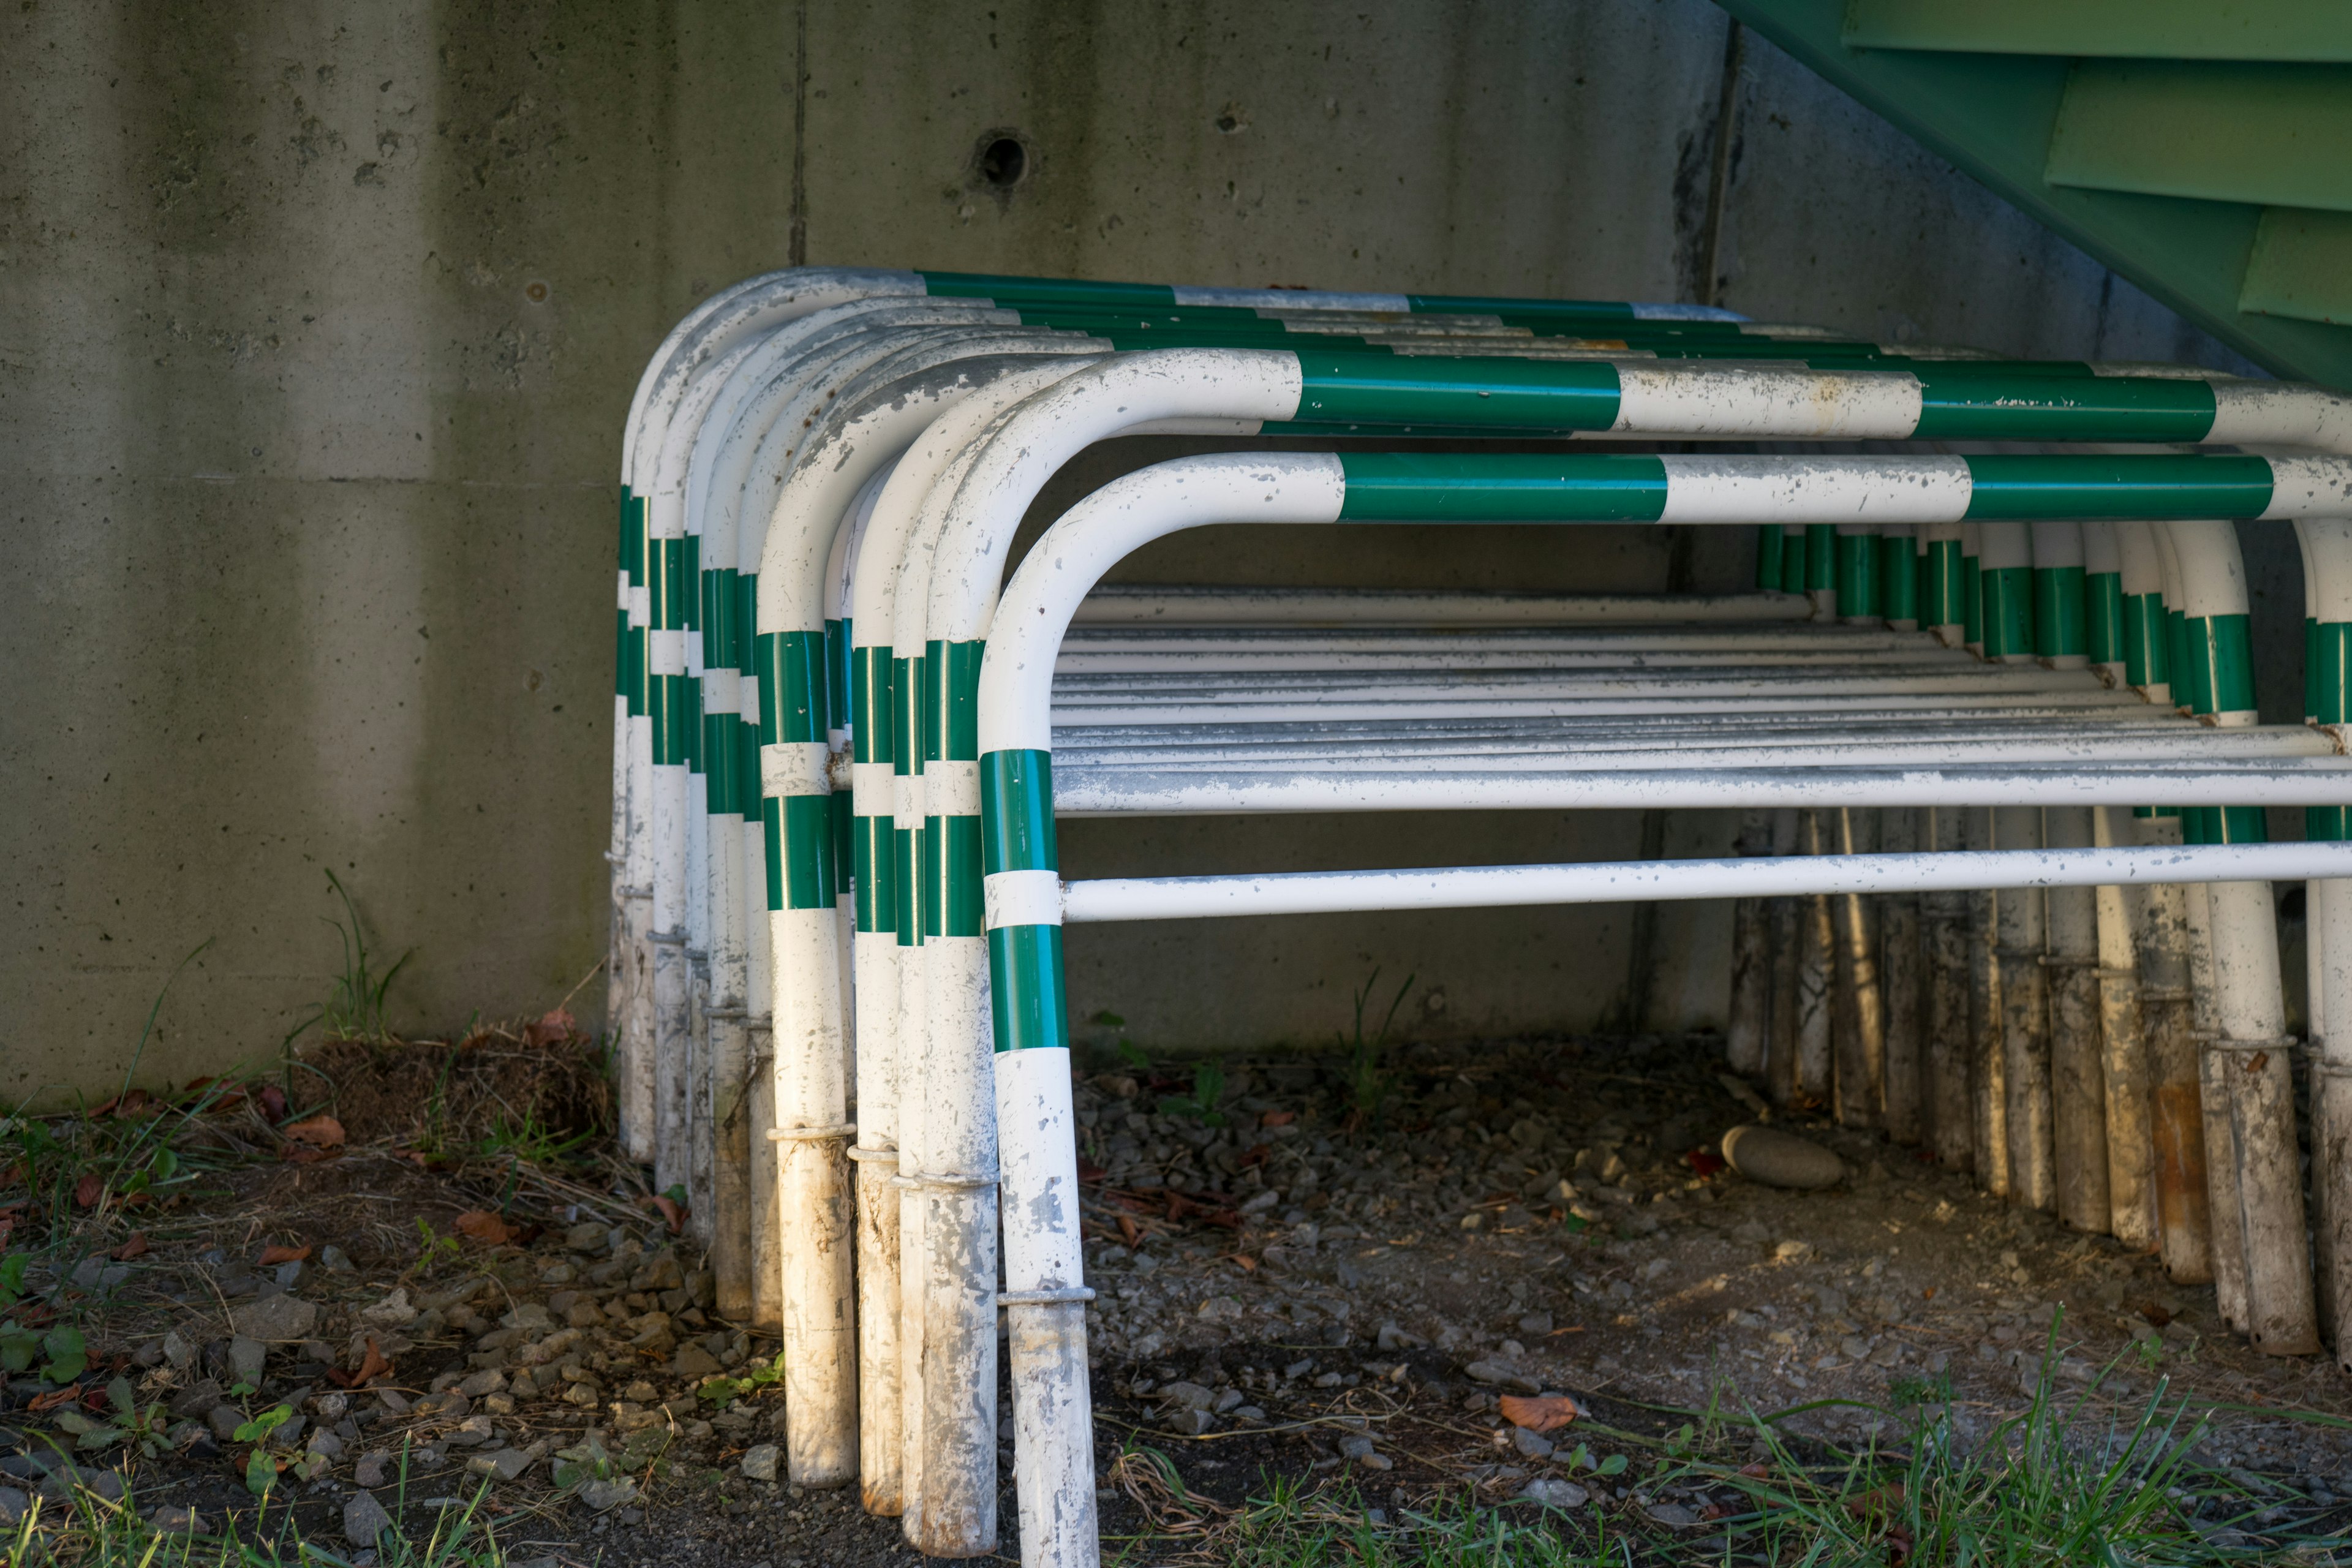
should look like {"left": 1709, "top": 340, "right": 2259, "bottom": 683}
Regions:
{"left": 1844, "top": 0, "right": 2352, "bottom": 62}
{"left": 1723, "top": 0, "right": 2352, "bottom": 387}
{"left": 2049, "top": 61, "right": 2352, "bottom": 213}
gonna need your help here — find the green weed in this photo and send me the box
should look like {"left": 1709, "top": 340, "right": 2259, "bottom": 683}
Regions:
{"left": 285, "top": 868, "right": 414, "bottom": 1046}
{"left": 1337, "top": 967, "right": 1414, "bottom": 1132}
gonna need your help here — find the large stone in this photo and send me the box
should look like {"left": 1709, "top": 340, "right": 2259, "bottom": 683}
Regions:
{"left": 1720, "top": 1125, "right": 1845, "bottom": 1191}
{"left": 227, "top": 1337, "right": 267, "bottom": 1385}
{"left": 1521, "top": 1477, "right": 1588, "bottom": 1509}
{"left": 466, "top": 1446, "right": 542, "bottom": 1482}
{"left": 342, "top": 1490, "right": 393, "bottom": 1548}
{"left": 231, "top": 1294, "right": 318, "bottom": 1343}
{"left": 739, "top": 1443, "right": 780, "bottom": 1483}
{"left": 0, "top": 1488, "right": 28, "bottom": 1524}
{"left": 671, "top": 1343, "right": 723, "bottom": 1379}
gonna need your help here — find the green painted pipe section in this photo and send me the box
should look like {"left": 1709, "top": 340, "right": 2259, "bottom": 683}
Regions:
{"left": 1836, "top": 530, "right": 1881, "bottom": 619}
{"left": 2032, "top": 565, "right": 2088, "bottom": 660}
{"left": 2180, "top": 612, "right": 2259, "bottom": 716}
{"left": 1294, "top": 353, "right": 1620, "bottom": 430}
{"left": 2312, "top": 619, "right": 2352, "bottom": 839}
{"left": 2122, "top": 591, "right": 2169, "bottom": 689}
{"left": 1912, "top": 368, "right": 2215, "bottom": 441}
{"left": 981, "top": 750, "right": 1058, "bottom": 876}
{"left": 2304, "top": 617, "right": 2320, "bottom": 723}
{"left": 854, "top": 815, "right": 895, "bottom": 935}
{"left": 1880, "top": 532, "right": 1919, "bottom": 624}
{"left": 1981, "top": 565, "right": 2036, "bottom": 659}
{"left": 1804, "top": 524, "right": 1837, "bottom": 594}
{"left": 1779, "top": 528, "right": 1806, "bottom": 595}
{"left": 1959, "top": 454, "right": 2274, "bottom": 519}
{"left": 1333, "top": 453, "right": 1671, "bottom": 521}
{"left": 2085, "top": 570, "right": 2125, "bottom": 666}
{"left": 989, "top": 924, "right": 1069, "bottom": 1054}
{"left": 1924, "top": 537, "right": 1966, "bottom": 627}
{"left": 1754, "top": 524, "right": 1784, "bottom": 591}
{"left": 756, "top": 630, "right": 830, "bottom": 747}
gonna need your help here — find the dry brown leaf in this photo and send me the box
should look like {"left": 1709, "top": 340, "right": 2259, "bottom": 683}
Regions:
{"left": 645, "top": 1194, "right": 686, "bottom": 1235}
{"left": 331, "top": 1334, "right": 396, "bottom": 1388}
{"left": 1498, "top": 1393, "right": 1584, "bottom": 1434}
{"left": 282, "top": 1114, "right": 346, "bottom": 1148}
{"left": 257, "top": 1243, "right": 312, "bottom": 1266}
{"left": 453, "top": 1210, "right": 517, "bottom": 1245}
{"left": 111, "top": 1232, "right": 149, "bottom": 1261}
{"left": 72, "top": 1173, "right": 104, "bottom": 1208}
{"left": 523, "top": 1008, "right": 578, "bottom": 1047}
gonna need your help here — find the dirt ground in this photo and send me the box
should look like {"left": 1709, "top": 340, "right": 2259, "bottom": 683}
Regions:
{"left": 9, "top": 1029, "right": 2352, "bottom": 1563}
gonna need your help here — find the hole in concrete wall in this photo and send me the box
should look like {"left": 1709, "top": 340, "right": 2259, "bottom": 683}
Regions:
{"left": 978, "top": 135, "right": 1028, "bottom": 189}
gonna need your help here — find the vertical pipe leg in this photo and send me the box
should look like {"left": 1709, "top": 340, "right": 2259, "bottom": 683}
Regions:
{"left": 2133, "top": 815, "right": 2211, "bottom": 1283}
{"left": 1796, "top": 812, "right": 1834, "bottom": 1105}
{"left": 690, "top": 966, "right": 717, "bottom": 1246}
{"left": 2184, "top": 882, "right": 2251, "bottom": 1329}
{"left": 1725, "top": 810, "right": 1774, "bottom": 1080}
{"left": 2316, "top": 878, "right": 2352, "bottom": 1365}
{"left": 712, "top": 1011, "right": 755, "bottom": 1321}
{"left": 1879, "top": 809, "right": 1924, "bottom": 1145}
{"left": 1765, "top": 810, "right": 1802, "bottom": 1106}
{"left": 854, "top": 1150, "right": 904, "bottom": 1515}
{"left": 654, "top": 935, "right": 691, "bottom": 1192}
{"left": 748, "top": 1027, "right": 782, "bottom": 1333}
{"left": 2208, "top": 878, "right": 2320, "bottom": 1355}
{"left": 1922, "top": 807, "right": 1973, "bottom": 1170}
{"left": 2092, "top": 814, "right": 2155, "bottom": 1250}
{"left": 1830, "top": 808, "right": 1885, "bottom": 1130}
{"left": 2044, "top": 807, "right": 2109, "bottom": 1234}
{"left": 1967, "top": 811, "right": 2008, "bottom": 1197}
{"left": 1994, "top": 806, "right": 2052, "bottom": 1212}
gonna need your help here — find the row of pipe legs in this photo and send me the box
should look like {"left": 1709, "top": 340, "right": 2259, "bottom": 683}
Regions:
{"left": 1727, "top": 805, "right": 2327, "bottom": 1363}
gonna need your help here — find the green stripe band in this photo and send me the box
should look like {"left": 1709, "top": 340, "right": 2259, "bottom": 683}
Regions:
{"left": 1912, "top": 372, "right": 2216, "bottom": 443}
{"left": 938, "top": 815, "right": 984, "bottom": 938}
{"left": 1804, "top": 524, "right": 1835, "bottom": 595}
{"left": 938, "top": 639, "right": 985, "bottom": 762}
{"left": 1962, "top": 552, "right": 1983, "bottom": 647}
{"left": 1335, "top": 453, "right": 1668, "bottom": 521}
{"left": 1879, "top": 533, "right": 1917, "bottom": 624}
{"left": 650, "top": 673, "right": 693, "bottom": 765}
{"left": 625, "top": 494, "right": 647, "bottom": 590}
{"left": 774, "top": 793, "right": 837, "bottom": 911}
{"left": 616, "top": 608, "right": 632, "bottom": 703}
{"left": 1293, "top": 353, "right": 1620, "bottom": 430}
{"left": 831, "top": 791, "right": 855, "bottom": 905}
{"left": 703, "top": 710, "right": 732, "bottom": 810}
{"left": 1407, "top": 293, "right": 1635, "bottom": 320}
{"left": 2122, "top": 592, "right": 2169, "bottom": 689}
{"left": 1778, "top": 530, "right": 1804, "bottom": 595}
{"left": 756, "top": 630, "right": 829, "bottom": 747}
{"left": 2032, "top": 565, "right": 2087, "bottom": 660}
{"left": 2316, "top": 622, "right": 2352, "bottom": 727}
{"left": 1834, "top": 531, "right": 1880, "bottom": 619}
{"left": 989, "top": 924, "right": 1069, "bottom": 1054}
{"left": 920, "top": 816, "right": 943, "bottom": 937}
{"left": 894, "top": 824, "right": 921, "bottom": 949}
{"left": 2085, "top": 571, "right": 2125, "bottom": 666}
{"left": 1961, "top": 455, "right": 2274, "bottom": 521}
{"left": 736, "top": 573, "right": 757, "bottom": 675}
{"left": 826, "top": 617, "right": 852, "bottom": 738}
{"left": 1923, "top": 539, "right": 1964, "bottom": 626}
{"left": 893, "top": 655, "right": 918, "bottom": 778}
{"left": 981, "top": 750, "right": 1058, "bottom": 875}
{"left": 1754, "top": 525, "right": 1783, "bottom": 592}
{"left": 854, "top": 815, "right": 896, "bottom": 933}
{"left": 853, "top": 647, "right": 893, "bottom": 766}
{"left": 1981, "top": 566, "right": 2035, "bottom": 660}
{"left": 2181, "top": 613, "right": 2257, "bottom": 716}
{"left": 920, "top": 648, "right": 943, "bottom": 766}
{"left": 737, "top": 717, "right": 759, "bottom": 829}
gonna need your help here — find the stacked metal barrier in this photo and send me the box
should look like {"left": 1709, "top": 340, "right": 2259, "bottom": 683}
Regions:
{"left": 611, "top": 270, "right": 2352, "bottom": 1568}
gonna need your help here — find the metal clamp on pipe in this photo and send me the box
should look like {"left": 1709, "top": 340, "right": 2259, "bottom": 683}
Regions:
{"left": 768, "top": 1121, "right": 859, "bottom": 1141}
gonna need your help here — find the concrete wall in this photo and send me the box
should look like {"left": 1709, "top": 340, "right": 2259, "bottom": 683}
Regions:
{"left": 3, "top": 0, "right": 2263, "bottom": 1101}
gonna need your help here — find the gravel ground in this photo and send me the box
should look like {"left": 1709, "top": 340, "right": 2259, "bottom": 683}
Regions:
{"left": 9, "top": 1030, "right": 2352, "bottom": 1562}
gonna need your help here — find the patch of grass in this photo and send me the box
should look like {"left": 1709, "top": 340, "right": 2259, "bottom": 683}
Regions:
{"left": 1117, "top": 1336, "right": 2281, "bottom": 1567}
{"left": 285, "top": 867, "right": 415, "bottom": 1048}
{"left": 1338, "top": 967, "right": 1414, "bottom": 1134}
{"left": 3, "top": 1477, "right": 510, "bottom": 1567}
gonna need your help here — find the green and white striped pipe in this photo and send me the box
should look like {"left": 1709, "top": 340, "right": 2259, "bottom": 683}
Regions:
{"left": 966, "top": 448, "right": 2352, "bottom": 1568}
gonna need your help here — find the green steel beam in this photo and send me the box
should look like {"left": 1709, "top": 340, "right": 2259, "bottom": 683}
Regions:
{"left": 1842, "top": 0, "right": 2352, "bottom": 62}
{"left": 2048, "top": 61, "right": 2352, "bottom": 212}
{"left": 1724, "top": 0, "right": 2352, "bottom": 388}
{"left": 2242, "top": 206, "right": 2352, "bottom": 325}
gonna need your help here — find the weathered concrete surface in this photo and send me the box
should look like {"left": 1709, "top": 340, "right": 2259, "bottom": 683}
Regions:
{"left": 2, "top": 1, "right": 2260, "bottom": 1100}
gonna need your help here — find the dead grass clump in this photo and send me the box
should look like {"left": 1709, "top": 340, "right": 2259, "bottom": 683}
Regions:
{"left": 298, "top": 1011, "right": 610, "bottom": 1156}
